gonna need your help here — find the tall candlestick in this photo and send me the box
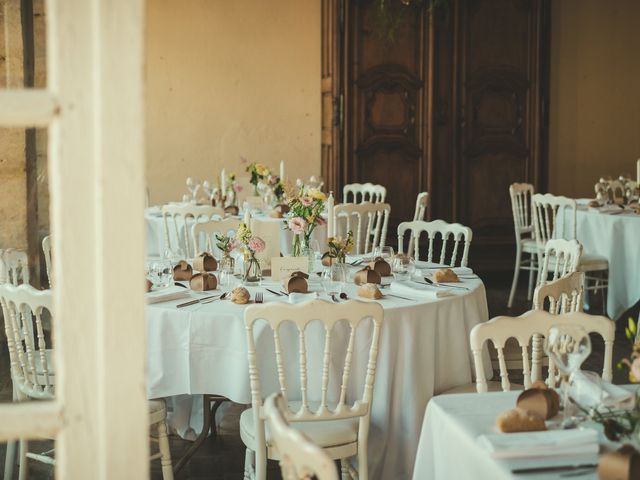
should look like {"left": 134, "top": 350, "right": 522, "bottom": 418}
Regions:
{"left": 221, "top": 168, "right": 226, "bottom": 193}
{"left": 279, "top": 160, "right": 284, "bottom": 181}
{"left": 327, "top": 191, "right": 335, "bottom": 239}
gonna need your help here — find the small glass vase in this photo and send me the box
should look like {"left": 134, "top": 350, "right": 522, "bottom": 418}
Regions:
{"left": 292, "top": 235, "right": 315, "bottom": 273}
{"left": 219, "top": 252, "right": 235, "bottom": 273}
{"left": 243, "top": 253, "right": 262, "bottom": 285}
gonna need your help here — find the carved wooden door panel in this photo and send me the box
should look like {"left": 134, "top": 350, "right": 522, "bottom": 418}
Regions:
{"left": 453, "top": 0, "right": 549, "bottom": 268}
{"left": 343, "top": 0, "right": 432, "bottom": 233}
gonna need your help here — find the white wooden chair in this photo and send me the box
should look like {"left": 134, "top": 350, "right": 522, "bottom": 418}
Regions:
{"left": 412, "top": 192, "right": 429, "bottom": 221}
{"left": 42, "top": 236, "right": 53, "bottom": 289}
{"left": 0, "top": 284, "right": 175, "bottom": 480}
{"left": 538, "top": 239, "right": 582, "bottom": 286}
{"left": 0, "top": 249, "right": 6, "bottom": 284}
{"left": 397, "top": 219, "right": 472, "bottom": 267}
{"left": 532, "top": 193, "right": 608, "bottom": 311}
{"left": 264, "top": 393, "right": 339, "bottom": 480}
{"left": 333, "top": 202, "right": 390, "bottom": 255}
{"left": 507, "top": 183, "right": 538, "bottom": 308}
{"left": 3, "top": 249, "right": 30, "bottom": 286}
{"left": 191, "top": 217, "right": 241, "bottom": 257}
{"left": 162, "top": 204, "right": 225, "bottom": 258}
{"left": 242, "top": 299, "right": 383, "bottom": 480}
{"left": 342, "top": 183, "right": 386, "bottom": 204}
{"left": 470, "top": 310, "right": 614, "bottom": 392}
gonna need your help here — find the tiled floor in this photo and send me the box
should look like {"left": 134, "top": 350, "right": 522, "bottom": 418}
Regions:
{"left": 0, "top": 272, "right": 637, "bottom": 479}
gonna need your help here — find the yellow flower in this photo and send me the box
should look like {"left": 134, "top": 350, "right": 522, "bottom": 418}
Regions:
{"left": 307, "top": 188, "right": 326, "bottom": 201}
{"left": 255, "top": 164, "right": 269, "bottom": 177}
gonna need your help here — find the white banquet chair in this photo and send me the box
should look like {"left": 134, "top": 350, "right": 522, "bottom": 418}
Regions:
{"left": 397, "top": 219, "right": 472, "bottom": 267}
{"left": 531, "top": 193, "right": 608, "bottom": 311}
{"left": 264, "top": 393, "right": 339, "bottom": 480}
{"left": 412, "top": 192, "right": 429, "bottom": 221}
{"left": 241, "top": 299, "right": 383, "bottom": 480}
{"left": 191, "top": 217, "right": 241, "bottom": 257}
{"left": 42, "top": 236, "right": 53, "bottom": 288}
{"left": 162, "top": 204, "right": 224, "bottom": 258}
{"left": 469, "top": 310, "right": 614, "bottom": 392}
{"left": 333, "top": 202, "right": 390, "bottom": 255}
{"left": 342, "top": 183, "right": 386, "bottom": 204}
{"left": 3, "top": 249, "right": 29, "bottom": 286}
{"left": 507, "top": 183, "right": 538, "bottom": 308}
{"left": 538, "top": 238, "right": 582, "bottom": 286}
{"left": 0, "top": 284, "right": 175, "bottom": 480}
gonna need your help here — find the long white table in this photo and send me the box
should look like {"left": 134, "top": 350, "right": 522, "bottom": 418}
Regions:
{"left": 572, "top": 202, "right": 640, "bottom": 319}
{"left": 412, "top": 391, "right": 601, "bottom": 480}
{"left": 146, "top": 270, "right": 491, "bottom": 480}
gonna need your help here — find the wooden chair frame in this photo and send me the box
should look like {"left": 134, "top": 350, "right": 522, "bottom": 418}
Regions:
{"left": 333, "top": 202, "right": 390, "bottom": 255}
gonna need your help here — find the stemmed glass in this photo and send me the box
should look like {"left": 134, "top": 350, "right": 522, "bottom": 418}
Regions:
{"left": 392, "top": 255, "right": 415, "bottom": 282}
{"left": 373, "top": 246, "right": 394, "bottom": 261}
{"left": 321, "top": 263, "right": 347, "bottom": 301}
{"left": 202, "top": 180, "right": 212, "bottom": 202}
{"left": 544, "top": 325, "right": 592, "bottom": 427}
{"left": 186, "top": 177, "right": 198, "bottom": 202}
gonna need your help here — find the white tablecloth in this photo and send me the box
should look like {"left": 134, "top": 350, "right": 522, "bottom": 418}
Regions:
{"left": 572, "top": 203, "right": 640, "bottom": 319}
{"left": 145, "top": 207, "right": 328, "bottom": 258}
{"left": 146, "top": 270, "right": 491, "bottom": 480}
{"left": 412, "top": 391, "right": 601, "bottom": 480}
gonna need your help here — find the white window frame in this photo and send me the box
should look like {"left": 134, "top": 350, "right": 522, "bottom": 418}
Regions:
{"left": 0, "top": 0, "right": 148, "bottom": 477}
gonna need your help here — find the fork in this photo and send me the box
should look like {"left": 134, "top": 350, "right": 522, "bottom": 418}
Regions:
{"left": 255, "top": 292, "right": 264, "bottom": 304}
{"left": 199, "top": 291, "right": 229, "bottom": 305}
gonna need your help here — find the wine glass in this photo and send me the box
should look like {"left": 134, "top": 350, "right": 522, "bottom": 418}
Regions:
{"left": 373, "top": 246, "right": 394, "bottom": 261}
{"left": 186, "top": 177, "right": 198, "bottom": 201}
{"left": 544, "top": 325, "right": 592, "bottom": 426}
{"left": 392, "top": 255, "right": 415, "bottom": 282}
{"left": 321, "top": 263, "right": 347, "bottom": 300}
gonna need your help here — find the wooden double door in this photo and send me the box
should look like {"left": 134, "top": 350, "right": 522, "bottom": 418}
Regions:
{"left": 322, "top": 0, "right": 550, "bottom": 270}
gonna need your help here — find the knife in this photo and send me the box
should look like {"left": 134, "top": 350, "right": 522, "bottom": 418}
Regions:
{"left": 511, "top": 463, "right": 597, "bottom": 475}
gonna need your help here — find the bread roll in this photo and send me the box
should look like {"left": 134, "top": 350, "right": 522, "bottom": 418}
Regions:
{"left": 433, "top": 268, "right": 459, "bottom": 283}
{"left": 357, "top": 283, "right": 382, "bottom": 299}
{"left": 496, "top": 407, "right": 546, "bottom": 433}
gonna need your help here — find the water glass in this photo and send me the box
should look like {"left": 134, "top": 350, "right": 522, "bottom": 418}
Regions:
{"left": 149, "top": 259, "right": 173, "bottom": 290}
{"left": 321, "top": 263, "right": 347, "bottom": 297}
{"left": 373, "top": 246, "right": 394, "bottom": 261}
{"left": 392, "top": 255, "right": 415, "bottom": 282}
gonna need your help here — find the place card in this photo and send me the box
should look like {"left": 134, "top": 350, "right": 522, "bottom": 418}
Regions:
{"left": 271, "top": 256, "right": 309, "bottom": 280}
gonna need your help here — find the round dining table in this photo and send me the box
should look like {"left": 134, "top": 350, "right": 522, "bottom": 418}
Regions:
{"left": 146, "top": 264, "right": 491, "bottom": 480}
{"left": 572, "top": 201, "right": 640, "bottom": 319}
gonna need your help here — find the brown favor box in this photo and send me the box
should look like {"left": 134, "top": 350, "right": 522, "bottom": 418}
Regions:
{"left": 598, "top": 445, "right": 640, "bottom": 480}
{"left": 368, "top": 257, "right": 392, "bottom": 277}
{"left": 516, "top": 388, "right": 560, "bottom": 420}
{"left": 224, "top": 205, "right": 239, "bottom": 216}
{"left": 145, "top": 278, "right": 153, "bottom": 293}
{"left": 354, "top": 266, "right": 382, "bottom": 286}
{"left": 283, "top": 271, "right": 309, "bottom": 293}
{"left": 193, "top": 252, "right": 218, "bottom": 272}
{"left": 173, "top": 260, "right": 193, "bottom": 281}
{"left": 189, "top": 272, "right": 218, "bottom": 291}
{"left": 321, "top": 252, "right": 334, "bottom": 267}
{"left": 270, "top": 204, "right": 290, "bottom": 219}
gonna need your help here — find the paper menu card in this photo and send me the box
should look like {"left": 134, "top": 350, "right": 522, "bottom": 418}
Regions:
{"left": 271, "top": 256, "right": 309, "bottom": 280}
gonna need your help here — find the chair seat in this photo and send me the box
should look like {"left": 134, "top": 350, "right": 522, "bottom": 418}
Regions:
{"left": 240, "top": 405, "right": 359, "bottom": 454}
{"left": 520, "top": 238, "right": 538, "bottom": 253}
{"left": 441, "top": 381, "right": 524, "bottom": 395}
{"left": 577, "top": 253, "right": 609, "bottom": 272}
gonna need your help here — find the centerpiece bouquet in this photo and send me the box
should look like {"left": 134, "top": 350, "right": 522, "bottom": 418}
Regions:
{"left": 285, "top": 185, "right": 326, "bottom": 269}
{"left": 224, "top": 172, "right": 242, "bottom": 206}
{"left": 215, "top": 233, "right": 237, "bottom": 272}
{"left": 266, "top": 174, "right": 285, "bottom": 204}
{"left": 326, "top": 231, "right": 353, "bottom": 264}
{"left": 246, "top": 162, "right": 270, "bottom": 196}
{"left": 235, "top": 222, "right": 266, "bottom": 283}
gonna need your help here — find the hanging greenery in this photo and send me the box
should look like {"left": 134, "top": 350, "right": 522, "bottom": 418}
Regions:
{"left": 374, "top": 0, "right": 450, "bottom": 44}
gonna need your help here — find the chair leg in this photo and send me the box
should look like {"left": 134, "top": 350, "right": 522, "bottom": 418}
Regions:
{"left": 244, "top": 448, "right": 255, "bottom": 480}
{"left": 340, "top": 459, "right": 351, "bottom": 480}
{"left": 357, "top": 439, "right": 368, "bottom": 480}
{"left": 157, "top": 420, "right": 174, "bottom": 480}
{"left": 254, "top": 445, "right": 267, "bottom": 480}
{"left": 18, "top": 439, "right": 28, "bottom": 480}
{"left": 507, "top": 247, "right": 522, "bottom": 308}
{"left": 527, "top": 254, "right": 536, "bottom": 301}
{"left": 4, "top": 439, "right": 16, "bottom": 480}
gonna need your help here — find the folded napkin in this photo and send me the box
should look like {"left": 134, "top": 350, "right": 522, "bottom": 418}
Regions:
{"left": 145, "top": 285, "right": 190, "bottom": 304}
{"left": 478, "top": 429, "right": 598, "bottom": 460}
{"left": 390, "top": 281, "right": 453, "bottom": 299}
{"left": 598, "top": 205, "right": 625, "bottom": 215}
{"left": 418, "top": 264, "right": 474, "bottom": 276}
{"left": 569, "top": 371, "right": 635, "bottom": 410}
{"left": 288, "top": 292, "right": 318, "bottom": 304}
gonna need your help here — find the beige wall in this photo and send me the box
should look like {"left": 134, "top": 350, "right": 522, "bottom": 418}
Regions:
{"left": 549, "top": 0, "right": 640, "bottom": 198}
{"left": 145, "top": 0, "right": 321, "bottom": 205}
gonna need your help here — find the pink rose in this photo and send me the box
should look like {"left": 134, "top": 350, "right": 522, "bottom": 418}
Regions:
{"left": 233, "top": 184, "right": 243, "bottom": 193}
{"left": 248, "top": 236, "right": 266, "bottom": 253}
{"left": 300, "top": 196, "right": 314, "bottom": 207}
{"left": 631, "top": 357, "right": 640, "bottom": 381}
{"left": 288, "top": 217, "right": 308, "bottom": 235}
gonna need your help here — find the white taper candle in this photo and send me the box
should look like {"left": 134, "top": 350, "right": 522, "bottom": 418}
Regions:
{"left": 327, "top": 191, "right": 335, "bottom": 239}
{"left": 279, "top": 160, "right": 284, "bottom": 181}
{"left": 244, "top": 208, "right": 251, "bottom": 228}
{"left": 637, "top": 158, "right": 639, "bottom": 184}
{"left": 221, "top": 168, "right": 226, "bottom": 192}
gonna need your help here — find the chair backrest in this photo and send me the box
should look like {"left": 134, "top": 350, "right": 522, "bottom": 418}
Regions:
{"left": 342, "top": 183, "right": 386, "bottom": 204}
{"left": 470, "top": 310, "right": 614, "bottom": 392}
{"left": 162, "top": 204, "right": 225, "bottom": 258}
{"left": 531, "top": 193, "right": 577, "bottom": 252}
{"left": 539, "top": 238, "right": 582, "bottom": 286}
{"left": 397, "top": 219, "right": 472, "bottom": 267}
{"left": 595, "top": 179, "right": 626, "bottom": 203}
{"left": 264, "top": 393, "right": 339, "bottom": 480}
{"left": 509, "top": 183, "right": 535, "bottom": 238}
{"left": 3, "top": 249, "right": 30, "bottom": 286}
{"left": 191, "top": 217, "right": 241, "bottom": 257}
{"left": 244, "top": 299, "right": 383, "bottom": 444}
{"left": 413, "top": 192, "right": 429, "bottom": 222}
{"left": 533, "top": 271, "right": 584, "bottom": 315}
{"left": 0, "top": 284, "right": 55, "bottom": 400}
{"left": 42, "top": 235, "right": 53, "bottom": 288}
{"left": 333, "top": 202, "right": 390, "bottom": 255}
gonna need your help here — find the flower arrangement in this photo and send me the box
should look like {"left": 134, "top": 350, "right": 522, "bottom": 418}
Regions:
{"left": 266, "top": 174, "right": 285, "bottom": 203}
{"left": 246, "top": 162, "right": 270, "bottom": 195}
{"left": 618, "top": 318, "right": 640, "bottom": 382}
{"left": 285, "top": 185, "right": 327, "bottom": 256}
{"left": 215, "top": 233, "right": 236, "bottom": 255}
{"left": 327, "top": 230, "right": 353, "bottom": 263}
{"left": 235, "top": 222, "right": 265, "bottom": 283}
